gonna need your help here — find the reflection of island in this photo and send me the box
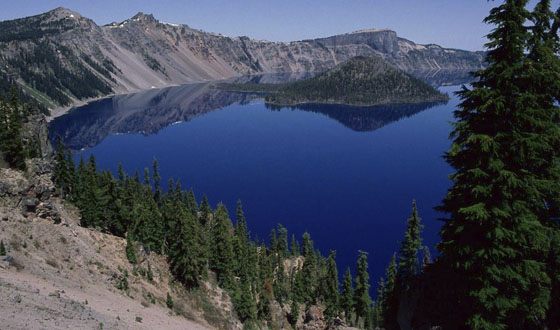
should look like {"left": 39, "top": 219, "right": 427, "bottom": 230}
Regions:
{"left": 266, "top": 101, "right": 446, "bottom": 132}
{"left": 50, "top": 70, "right": 460, "bottom": 150}
{"left": 49, "top": 83, "right": 259, "bottom": 150}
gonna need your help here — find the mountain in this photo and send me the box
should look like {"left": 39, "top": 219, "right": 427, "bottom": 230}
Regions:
{"left": 264, "top": 56, "right": 449, "bottom": 106}
{"left": 0, "top": 7, "right": 485, "bottom": 109}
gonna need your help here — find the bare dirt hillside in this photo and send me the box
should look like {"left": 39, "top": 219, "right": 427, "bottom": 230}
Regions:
{"left": 0, "top": 160, "right": 241, "bottom": 330}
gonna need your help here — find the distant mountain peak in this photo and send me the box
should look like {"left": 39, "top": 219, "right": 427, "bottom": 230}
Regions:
{"left": 350, "top": 28, "right": 393, "bottom": 34}
{"left": 131, "top": 12, "right": 158, "bottom": 23}
{"left": 47, "top": 7, "right": 82, "bottom": 19}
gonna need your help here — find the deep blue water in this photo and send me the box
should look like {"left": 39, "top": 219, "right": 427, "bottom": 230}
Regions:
{"left": 49, "top": 83, "right": 459, "bottom": 287}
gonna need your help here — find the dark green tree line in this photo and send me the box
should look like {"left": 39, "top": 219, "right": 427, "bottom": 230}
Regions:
{"left": 52, "top": 153, "right": 355, "bottom": 327}
{"left": 428, "top": 0, "right": 560, "bottom": 328}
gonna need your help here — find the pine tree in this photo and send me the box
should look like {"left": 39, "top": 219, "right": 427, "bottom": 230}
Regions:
{"left": 146, "top": 262, "right": 154, "bottom": 282}
{"left": 199, "top": 195, "right": 211, "bottom": 226}
{"left": 152, "top": 159, "right": 161, "bottom": 203}
{"left": 381, "top": 254, "right": 398, "bottom": 329}
{"left": 269, "top": 228, "right": 277, "bottom": 255}
{"left": 290, "top": 234, "right": 300, "bottom": 256}
{"left": 276, "top": 224, "right": 288, "bottom": 257}
{"left": 290, "top": 299, "right": 300, "bottom": 327}
{"left": 198, "top": 194, "right": 212, "bottom": 261}
{"left": 436, "top": 1, "right": 555, "bottom": 328}
{"left": 421, "top": 246, "right": 431, "bottom": 269}
{"left": 299, "top": 232, "right": 318, "bottom": 305}
{"left": 324, "top": 250, "right": 340, "bottom": 319}
{"left": 168, "top": 203, "right": 205, "bottom": 287}
{"left": 53, "top": 137, "right": 71, "bottom": 197}
{"left": 186, "top": 189, "right": 198, "bottom": 216}
{"left": 354, "top": 251, "right": 372, "bottom": 328}
{"left": 233, "top": 275, "right": 257, "bottom": 322}
{"left": 373, "top": 277, "right": 386, "bottom": 327}
{"left": 209, "top": 203, "right": 235, "bottom": 288}
{"left": 125, "top": 234, "right": 137, "bottom": 264}
{"left": 130, "top": 190, "right": 164, "bottom": 253}
{"left": 79, "top": 156, "right": 112, "bottom": 230}
{"left": 166, "top": 292, "right": 174, "bottom": 309}
{"left": 341, "top": 267, "right": 354, "bottom": 322}
{"left": 0, "top": 240, "right": 6, "bottom": 255}
{"left": 273, "top": 250, "right": 289, "bottom": 306}
{"left": 547, "top": 230, "right": 560, "bottom": 328}
{"left": 397, "top": 200, "right": 423, "bottom": 290}
{"left": 0, "top": 95, "right": 26, "bottom": 170}
{"left": 525, "top": 5, "right": 560, "bottom": 328}
{"left": 233, "top": 200, "right": 249, "bottom": 276}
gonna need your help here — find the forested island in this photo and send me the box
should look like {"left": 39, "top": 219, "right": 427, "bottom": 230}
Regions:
{"left": 218, "top": 56, "right": 449, "bottom": 107}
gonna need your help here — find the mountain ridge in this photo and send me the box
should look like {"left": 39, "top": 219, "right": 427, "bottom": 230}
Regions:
{"left": 0, "top": 7, "right": 485, "bottom": 110}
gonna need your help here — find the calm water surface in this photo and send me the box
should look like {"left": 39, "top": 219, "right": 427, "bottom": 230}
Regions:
{"left": 49, "top": 82, "right": 460, "bottom": 285}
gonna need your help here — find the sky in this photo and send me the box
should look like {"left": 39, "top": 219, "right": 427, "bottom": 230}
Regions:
{"left": 0, "top": 0, "right": 557, "bottom": 51}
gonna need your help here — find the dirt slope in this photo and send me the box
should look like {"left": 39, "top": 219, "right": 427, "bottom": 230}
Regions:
{"left": 0, "top": 160, "right": 239, "bottom": 329}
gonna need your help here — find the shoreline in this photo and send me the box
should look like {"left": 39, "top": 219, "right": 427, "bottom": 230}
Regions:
{"left": 46, "top": 83, "right": 182, "bottom": 122}
{"left": 263, "top": 96, "right": 450, "bottom": 108}
{"left": 45, "top": 71, "right": 316, "bottom": 122}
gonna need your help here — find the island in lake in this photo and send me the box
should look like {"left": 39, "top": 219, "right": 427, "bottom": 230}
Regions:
{"left": 218, "top": 56, "right": 450, "bottom": 107}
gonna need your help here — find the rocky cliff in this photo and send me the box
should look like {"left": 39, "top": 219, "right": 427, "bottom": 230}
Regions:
{"left": 0, "top": 7, "right": 485, "bottom": 109}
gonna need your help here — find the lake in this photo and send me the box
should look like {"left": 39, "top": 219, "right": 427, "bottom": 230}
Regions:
{"left": 49, "top": 81, "right": 460, "bottom": 287}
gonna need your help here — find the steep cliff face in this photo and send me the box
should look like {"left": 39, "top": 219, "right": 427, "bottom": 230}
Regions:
{"left": 0, "top": 7, "right": 485, "bottom": 109}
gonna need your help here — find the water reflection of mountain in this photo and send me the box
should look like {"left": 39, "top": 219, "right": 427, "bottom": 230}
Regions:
{"left": 266, "top": 101, "right": 446, "bottom": 132}
{"left": 49, "top": 83, "right": 259, "bottom": 150}
{"left": 49, "top": 70, "right": 463, "bottom": 150}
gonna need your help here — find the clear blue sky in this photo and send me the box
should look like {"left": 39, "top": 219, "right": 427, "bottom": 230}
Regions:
{"left": 1, "top": 0, "right": 557, "bottom": 51}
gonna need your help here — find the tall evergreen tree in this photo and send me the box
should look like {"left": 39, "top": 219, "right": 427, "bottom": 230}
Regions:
{"left": 436, "top": 1, "right": 556, "bottom": 328}
{"left": 397, "top": 200, "right": 423, "bottom": 290}
{"left": 197, "top": 194, "right": 212, "bottom": 261}
{"left": 233, "top": 275, "right": 257, "bottom": 323}
{"left": 168, "top": 203, "right": 205, "bottom": 287}
{"left": 298, "top": 232, "right": 318, "bottom": 305}
{"left": 52, "top": 144, "right": 75, "bottom": 199}
{"left": 341, "top": 267, "right": 354, "bottom": 321}
{"left": 186, "top": 189, "right": 198, "bottom": 216}
{"left": 276, "top": 224, "right": 289, "bottom": 257}
{"left": 547, "top": 230, "right": 560, "bottom": 328}
{"left": 0, "top": 95, "right": 26, "bottom": 170}
{"left": 125, "top": 234, "right": 137, "bottom": 264}
{"left": 373, "top": 277, "right": 386, "bottom": 328}
{"left": 324, "top": 250, "right": 340, "bottom": 319}
{"left": 152, "top": 159, "right": 161, "bottom": 203}
{"left": 381, "top": 254, "right": 398, "bottom": 330}
{"left": 199, "top": 195, "right": 211, "bottom": 226}
{"left": 289, "top": 299, "right": 300, "bottom": 328}
{"left": 233, "top": 200, "right": 250, "bottom": 275}
{"left": 209, "top": 203, "right": 235, "bottom": 288}
{"left": 525, "top": 4, "right": 560, "bottom": 327}
{"left": 421, "top": 246, "right": 432, "bottom": 269}
{"left": 354, "top": 251, "right": 372, "bottom": 328}
{"left": 290, "top": 234, "right": 300, "bottom": 256}
{"left": 130, "top": 190, "right": 164, "bottom": 253}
